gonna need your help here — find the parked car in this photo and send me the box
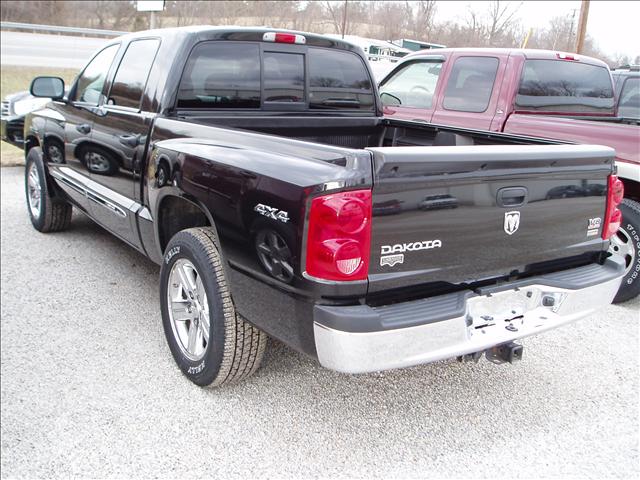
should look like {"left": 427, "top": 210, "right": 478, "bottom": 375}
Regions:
{"left": 380, "top": 48, "right": 640, "bottom": 302}
{"left": 19, "top": 27, "right": 625, "bottom": 387}
{"left": 418, "top": 194, "right": 458, "bottom": 210}
{"left": 611, "top": 65, "right": 639, "bottom": 123}
{"left": 1, "top": 91, "right": 49, "bottom": 148}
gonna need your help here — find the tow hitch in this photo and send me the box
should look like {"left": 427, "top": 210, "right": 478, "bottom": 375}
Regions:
{"left": 486, "top": 342, "right": 523, "bottom": 364}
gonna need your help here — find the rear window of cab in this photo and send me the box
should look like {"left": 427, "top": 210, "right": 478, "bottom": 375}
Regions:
{"left": 176, "top": 42, "right": 374, "bottom": 111}
{"left": 516, "top": 59, "right": 614, "bottom": 114}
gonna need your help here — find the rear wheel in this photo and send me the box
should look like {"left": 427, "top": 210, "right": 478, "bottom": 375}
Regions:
{"left": 160, "top": 227, "right": 267, "bottom": 386}
{"left": 25, "top": 147, "right": 72, "bottom": 232}
{"left": 611, "top": 199, "right": 640, "bottom": 303}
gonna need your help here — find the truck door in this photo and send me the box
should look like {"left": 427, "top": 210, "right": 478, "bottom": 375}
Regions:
{"left": 431, "top": 54, "right": 504, "bottom": 130}
{"left": 46, "top": 44, "right": 120, "bottom": 211}
{"left": 87, "top": 38, "right": 160, "bottom": 249}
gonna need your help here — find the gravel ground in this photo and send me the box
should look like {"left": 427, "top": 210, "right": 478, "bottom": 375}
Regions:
{"left": 1, "top": 166, "right": 638, "bottom": 479}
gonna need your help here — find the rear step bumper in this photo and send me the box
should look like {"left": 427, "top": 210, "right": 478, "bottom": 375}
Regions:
{"left": 313, "top": 257, "right": 625, "bottom": 374}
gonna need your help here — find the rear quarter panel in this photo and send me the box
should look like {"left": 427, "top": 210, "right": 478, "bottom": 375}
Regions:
{"left": 504, "top": 114, "right": 640, "bottom": 166}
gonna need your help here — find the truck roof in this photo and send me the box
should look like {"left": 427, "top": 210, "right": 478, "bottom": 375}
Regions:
{"left": 115, "top": 25, "right": 364, "bottom": 53}
{"left": 406, "top": 47, "right": 609, "bottom": 68}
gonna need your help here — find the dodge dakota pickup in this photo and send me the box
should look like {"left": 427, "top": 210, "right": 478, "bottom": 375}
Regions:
{"left": 23, "top": 27, "right": 625, "bottom": 386}
{"left": 379, "top": 48, "right": 640, "bottom": 302}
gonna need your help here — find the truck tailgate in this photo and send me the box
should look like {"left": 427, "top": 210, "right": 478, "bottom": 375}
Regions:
{"left": 367, "top": 144, "right": 614, "bottom": 294}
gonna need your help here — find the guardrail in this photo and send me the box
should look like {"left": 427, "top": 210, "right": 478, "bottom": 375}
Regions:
{"left": 0, "top": 21, "right": 127, "bottom": 38}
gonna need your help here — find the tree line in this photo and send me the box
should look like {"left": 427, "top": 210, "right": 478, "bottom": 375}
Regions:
{"left": 1, "top": 0, "right": 636, "bottom": 67}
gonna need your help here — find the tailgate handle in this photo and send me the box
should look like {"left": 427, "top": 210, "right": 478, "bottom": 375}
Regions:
{"left": 497, "top": 187, "right": 528, "bottom": 207}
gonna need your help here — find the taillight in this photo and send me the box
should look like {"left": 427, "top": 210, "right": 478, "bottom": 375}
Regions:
{"left": 602, "top": 175, "right": 624, "bottom": 240}
{"left": 306, "top": 189, "right": 372, "bottom": 281}
{"left": 262, "top": 32, "right": 306, "bottom": 44}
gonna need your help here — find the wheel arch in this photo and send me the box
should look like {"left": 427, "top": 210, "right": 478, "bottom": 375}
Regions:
{"left": 155, "top": 193, "right": 218, "bottom": 255}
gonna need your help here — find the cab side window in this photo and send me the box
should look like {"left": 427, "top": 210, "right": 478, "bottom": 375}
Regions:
{"left": 73, "top": 44, "right": 119, "bottom": 105}
{"left": 108, "top": 39, "right": 161, "bottom": 109}
{"left": 443, "top": 57, "right": 499, "bottom": 113}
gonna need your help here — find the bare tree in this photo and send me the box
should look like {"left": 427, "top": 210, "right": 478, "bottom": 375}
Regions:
{"left": 406, "top": 0, "right": 437, "bottom": 40}
{"left": 486, "top": 0, "right": 522, "bottom": 46}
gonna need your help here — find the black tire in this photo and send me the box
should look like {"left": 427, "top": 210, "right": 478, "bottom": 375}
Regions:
{"left": 612, "top": 198, "right": 640, "bottom": 303}
{"left": 160, "top": 227, "right": 267, "bottom": 386}
{"left": 25, "top": 147, "right": 72, "bottom": 233}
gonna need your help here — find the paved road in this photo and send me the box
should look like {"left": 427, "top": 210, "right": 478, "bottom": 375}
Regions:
{"left": 0, "top": 31, "right": 107, "bottom": 68}
{"left": 0, "top": 166, "right": 638, "bottom": 478}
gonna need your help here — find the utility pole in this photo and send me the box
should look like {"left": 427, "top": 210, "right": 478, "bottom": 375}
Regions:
{"left": 566, "top": 8, "right": 577, "bottom": 51}
{"left": 341, "top": 0, "right": 348, "bottom": 38}
{"left": 575, "top": 0, "right": 590, "bottom": 53}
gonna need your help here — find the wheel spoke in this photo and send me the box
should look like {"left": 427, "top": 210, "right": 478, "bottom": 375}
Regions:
{"left": 195, "top": 275, "right": 207, "bottom": 304}
{"left": 268, "top": 231, "right": 279, "bottom": 247}
{"left": 171, "top": 302, "right": 191, "bottom": 322}
{"left": 187, "top": 322, "right": 199, "bottom": 353}
{"left": 257, "top": 242, "right": 272, "bottom": 255}
{"left": 177, "top": 263, "right": 195, "bottom": 293}
{"left": 281, "top": 261, "right": 294, "bottom": 278}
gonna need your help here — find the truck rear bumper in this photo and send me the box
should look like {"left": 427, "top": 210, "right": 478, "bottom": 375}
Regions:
{"left": 313, "top": 257, "right": 625, "bottom": 374}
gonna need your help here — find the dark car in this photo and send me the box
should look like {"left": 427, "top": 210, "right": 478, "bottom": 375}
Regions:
{"left": 18, "top": 26, "right": 626, "bottom": 387}
{"left": 611, "top": 66, "right": 640, "bottom": 123}
{"left": 418, "top": 194, "right": 458, "bottom": 210}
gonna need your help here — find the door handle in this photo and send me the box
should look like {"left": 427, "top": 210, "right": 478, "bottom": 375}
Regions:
{"left": 76, "top": 124, "right": 91, "bottom": 134}
{"left": 118, "top": 134, "right": 139, "bottom": 148}
{"left": 497, "top": 187, "right": 528, "bottom": 207}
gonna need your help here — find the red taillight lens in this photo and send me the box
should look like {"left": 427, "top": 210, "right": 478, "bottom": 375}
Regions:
{"left": 262, "top": 32, "right": 306, "bottom": 44}
{"left": 556, "top": 53, "right": 579, "bottom": 61}
{"left": 306, "top": 189, "right": 372, "bottom": 281}
{"left": 602, "top": 175, "right": 624, "bottom": 240}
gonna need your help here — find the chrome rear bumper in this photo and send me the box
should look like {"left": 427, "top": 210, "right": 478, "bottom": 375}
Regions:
{"left": 313, "top": 257, "right": 624, "bottom": 374}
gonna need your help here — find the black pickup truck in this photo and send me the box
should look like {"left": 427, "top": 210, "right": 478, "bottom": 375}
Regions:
{"left": 23, "top": 27, "right": 625, "bottom": 387}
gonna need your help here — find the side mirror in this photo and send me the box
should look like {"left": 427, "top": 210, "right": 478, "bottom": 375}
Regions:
{"left": 380, "top": 91, "right": 402, "bottom": 107}
{"left": 30, "top": 77, "right": 65, "bottom": 100}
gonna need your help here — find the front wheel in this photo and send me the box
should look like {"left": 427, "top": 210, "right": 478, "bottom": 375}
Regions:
{"left": 25, "top": 147, "right": 72, "bottom": 232}
{"left": 160, "top": 227, "right": 267, "bottom": 386}
{"left": 610, "top": 199, "right": 640, "bottom": 303}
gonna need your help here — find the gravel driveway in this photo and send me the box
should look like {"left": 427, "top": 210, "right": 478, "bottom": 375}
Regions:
{"left": 1, "top": 166, "right": 638, "bottom": 479}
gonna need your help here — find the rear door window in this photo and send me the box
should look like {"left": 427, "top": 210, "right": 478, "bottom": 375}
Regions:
{"left": 443, "top": 56, "right": 499, "bottom": 113}
{"left": 108, "top": 39, "right": 160, "bottom": 109}
{"left": 178, "top": 43, "right": 261, "bottom": 109}
{"left": 308, "top": 48, "right": 374, "bottom": 110}
{"left": 516, "top": 60, "right": 614, "bottom": 114}
{"left": 379, "top": 61, "right": 443, "bottom": 109}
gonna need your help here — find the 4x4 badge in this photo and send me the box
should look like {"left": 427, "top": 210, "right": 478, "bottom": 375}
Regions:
{"left": 504, "top": 211, "right": 521, "bottom": 235}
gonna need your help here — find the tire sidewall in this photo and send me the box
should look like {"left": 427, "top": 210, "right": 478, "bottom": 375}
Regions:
{"left": 25, "top": 147, "right": 48, "bottom": 231}
{"left": 159, "top": 231, "right": 227, "bottom": 386}
{"left": 614, "top": 200, "right": 640, "bottom": 303}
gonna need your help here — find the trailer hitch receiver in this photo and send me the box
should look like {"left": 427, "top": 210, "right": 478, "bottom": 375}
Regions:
{"left": 486, "top": 342, "right": 523, "bottom": 364}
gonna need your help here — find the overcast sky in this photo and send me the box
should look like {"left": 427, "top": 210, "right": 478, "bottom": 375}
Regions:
{"left": 435, "top": 0, "right": 639, "bottom": 60}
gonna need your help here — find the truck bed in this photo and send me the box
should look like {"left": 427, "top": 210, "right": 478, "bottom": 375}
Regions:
{"left": 151, "top": 115, "right": 613, "bottom": 292}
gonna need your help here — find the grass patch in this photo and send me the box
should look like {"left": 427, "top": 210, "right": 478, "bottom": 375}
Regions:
{"left": 1, "top": 66, "right": 78, "bottom": 99}
{"left": 1, "top": 142, "right": 24, "bottom": 167}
